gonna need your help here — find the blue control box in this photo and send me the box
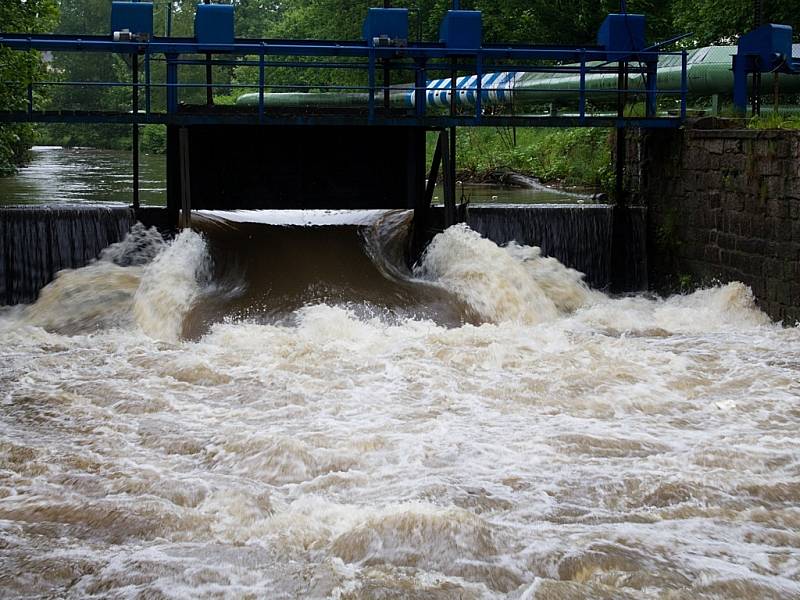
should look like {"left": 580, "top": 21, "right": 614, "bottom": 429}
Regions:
{"left": 362, "top": 8, "right": 409, "bottom": 45}
{"left": 738, "top": 24, "right": 794, "bottom": 67}
{"left": 597, "top": 13, "right": 646, "bottom": 52}
{"left": 110, "top": 2, "right": 154, "bottom": 37}
{"left": 195, "top": 3, "right": 235, "bottom": 47}
{"left": 439, "top": 10, "right": 482, "bottom": 50}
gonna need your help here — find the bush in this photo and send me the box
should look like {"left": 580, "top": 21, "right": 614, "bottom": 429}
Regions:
{"left": 434, "top": 127, "right": 613, "bottom": 191}
{"left": 0, "top": 124, "right": 37, "bottom": 177}
{"left": 140, "top": 125, "right": 166, "bottom": 154}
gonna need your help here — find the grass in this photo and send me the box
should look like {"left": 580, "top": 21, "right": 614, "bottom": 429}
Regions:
{"left": 427, "top": 127, "right": 614, "bottom": 192}
{"left": 747, "top": 112, "right": 800, "bottom": 130}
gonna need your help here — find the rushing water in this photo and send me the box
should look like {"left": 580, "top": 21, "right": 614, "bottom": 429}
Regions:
{"left": 1, "top": 210, "right": 798, "bottom": 599}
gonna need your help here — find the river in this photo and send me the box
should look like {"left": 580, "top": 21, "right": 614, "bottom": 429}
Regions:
{"left": 0, "top": 149, "right": 798, "bottom": 599}
{"left": 0, "top": 146, "right": 588, "bottom": 208}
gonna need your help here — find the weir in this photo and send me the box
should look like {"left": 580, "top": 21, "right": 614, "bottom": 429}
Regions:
{"left": 0, "top": 206, "right": 135, "bottom": 305}
{"left": 0, "top": 3, "right": 688, "bottom": 226}
{"left": 1, "top": 3, "right": 797, "bottom": 306}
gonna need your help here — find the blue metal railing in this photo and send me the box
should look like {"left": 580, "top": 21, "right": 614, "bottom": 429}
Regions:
{"left": 0, "top": 33, "right": 688, "bottom": 128}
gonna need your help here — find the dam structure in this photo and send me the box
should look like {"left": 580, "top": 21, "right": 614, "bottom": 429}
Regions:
{"left": 0, "top": 4, "right": 686, "bottom": 222}
{"left": 3, "top": 5, "right": 800, "bottom": 599}
{"left": 1, "top": 2, "right": 798, "bottom": 301}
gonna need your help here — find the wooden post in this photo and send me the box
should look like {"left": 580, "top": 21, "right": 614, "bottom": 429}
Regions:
{"left": 424, "top": 132, "right": 443, "bottom": 207}
{"left": 179, "top": 127, "right": 191, "bottom": 229}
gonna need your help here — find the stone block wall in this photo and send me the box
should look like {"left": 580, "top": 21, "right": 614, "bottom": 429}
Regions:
{"left": 627, "top": 126, "right": 800, "bottom": 324}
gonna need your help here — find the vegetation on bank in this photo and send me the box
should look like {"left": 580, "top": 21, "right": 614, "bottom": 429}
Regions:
{"left": 0, "top": 0, "right": 58, "bottom": 176}
{"left": 748, "top": 113, "right": 800, "bottom": 130}
{"left": 445, "top": 127, "right": 613, "bottom": 191}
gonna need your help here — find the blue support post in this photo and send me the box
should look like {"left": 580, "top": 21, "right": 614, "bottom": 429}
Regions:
{"left": 166, "top": 53, "right": 178, "bottom": 113}
{"left": 27, "top": 83, "right": 33, "bottom": 115}
{"left": 645, "top": 59, "right": 657, "bottom": 117}
{"left": 733, "top": 56, "right": 749, "bottom": 114}
{"left": 415, "top": 58, "right": 426, "bottom": 118}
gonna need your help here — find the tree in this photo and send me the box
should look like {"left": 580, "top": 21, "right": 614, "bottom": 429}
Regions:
{"left": 672, "top": 0, "right": 799, "bottom": 46}
{"left": 0, "top": 0, "right": 59, "bottom": 175}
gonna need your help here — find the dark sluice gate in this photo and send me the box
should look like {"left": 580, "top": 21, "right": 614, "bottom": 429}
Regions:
{"left": 0, "top": 206, "right": 135, "bottom": 305}
{"left": 167, "top": 125, "right": 427, "bottom": 214}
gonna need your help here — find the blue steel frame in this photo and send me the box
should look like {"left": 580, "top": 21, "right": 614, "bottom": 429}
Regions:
{"left": 0, "top": 33, "right": 688, "bottom": 129}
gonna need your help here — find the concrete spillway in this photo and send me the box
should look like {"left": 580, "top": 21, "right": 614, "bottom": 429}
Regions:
{"left": 0, "top": 206, "right": 135, "bottom": 305}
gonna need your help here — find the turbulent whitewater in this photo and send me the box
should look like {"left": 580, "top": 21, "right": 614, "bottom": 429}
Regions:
{"left": 1, "top": 211, "right": 798, "bottom": 599}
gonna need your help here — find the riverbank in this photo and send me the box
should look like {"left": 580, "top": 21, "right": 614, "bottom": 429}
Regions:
{"left": 430, "top": 127, "right": 614, "bottom": 193}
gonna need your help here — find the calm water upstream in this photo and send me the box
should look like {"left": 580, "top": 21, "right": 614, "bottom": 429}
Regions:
{"left": 0, "top": 146, "right": 586, "bottom": 207}
{"left": 0, "top": 146, "right": 166, "bottom": 207}
{"left": 0, "top": 149, "right": 799, "bottom": 599}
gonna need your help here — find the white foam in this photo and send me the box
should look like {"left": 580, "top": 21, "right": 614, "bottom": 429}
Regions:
{"left": 196, "top": 209, "right": 391, "bottom": 226}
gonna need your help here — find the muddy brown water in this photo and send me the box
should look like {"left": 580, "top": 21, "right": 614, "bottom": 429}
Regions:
{"left": 0, "top": 152, "right": 799, "bottom": 599}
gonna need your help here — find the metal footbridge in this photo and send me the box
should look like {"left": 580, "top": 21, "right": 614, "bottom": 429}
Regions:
{"left": 0, "top": 3, "right": 692, "bottom": 129}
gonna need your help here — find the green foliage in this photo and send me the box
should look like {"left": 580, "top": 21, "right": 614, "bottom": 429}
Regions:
{"left": 441, "top": 127, "right": 612, "bottom": 190}
{"left": 0, "top": 0, "right": 59, "bottom": 175}
{"left": 672, "top": 0, "right": 798, "bottom": 46}
{"left": 141, "top": 125, "right": 167, "bottom": 154}
{"left": 748, "top": 112, "right": 800, "bottom": 130}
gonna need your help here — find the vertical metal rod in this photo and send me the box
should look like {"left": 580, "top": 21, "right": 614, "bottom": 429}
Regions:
{"left": 166, "top": 0, "right": 172, "bottom": 37}
{"left": 752, "top": 71, "right": 761, "bottom": 116}
{"left": 132, "top": 53, "right": 140, "bottom": 210}
{"left": 680, "top": 50, "right": 688, "bottom": 120}
{"left": 27, "top": 83, "right": 33, "bottom": 115}
{"left": 179, "top": 127, "right": 191, "bottom": 229}
{"left": 774, "top": 72, "right": 780, "bottom": 114}
{"left": 415, "top": 58, "right": 426, "bottom": 118}
{"left": 441, "top": 130, "right": 455, "bottom": 227}
{"left": 383, "top": 59, "right": 391, "bottom": 112}
{"left": 368, "top": 49, "right": 376, "bottom": 122}
{"left": 258, "top": 46, "right": 265, "bottom": 123}
{"left": 579, "top": 49, "right": 586, "bottom": 123}
{"left": 203, "top": 0, "right": 212, "bottom": 105}
{"left": 450, "top": 58, "right": 457, "bottom": 118}
{"left": 144, "top": 51, "right": 151, "bottom": 115}
{"left": 645, "top": 59, "right": 658, "bottom": 117}
{"left": 615, "top": 128, "right": 625, "bottom": 205}
{"left": 475, "top": 54, "right": 482, "bottom": 122}
{"left": 205, "top": 55, "right": 213, "bottom": 105}
{"left": 166, "top": 53, "right": 178, "bottom": 113}
{"left": 615, "top": 56, "right": 627, "bottom": 205}
{"left": 754, "top": 0, "right": 764, "bottom": 27}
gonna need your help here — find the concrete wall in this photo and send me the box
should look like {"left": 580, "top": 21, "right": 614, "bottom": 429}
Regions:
{"left": 629, "top": 125, "right": 800, "bottom": 324}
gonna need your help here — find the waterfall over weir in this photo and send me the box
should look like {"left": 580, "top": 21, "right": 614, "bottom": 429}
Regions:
{"left": 464, "top": 204, "right": 648, "bottom": 291}
{"left": 0, "top": 203, "right": 647, "bottom": 307}
{"left": 0, "top": 206, "right": 135, "bottom": 305}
